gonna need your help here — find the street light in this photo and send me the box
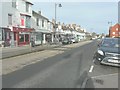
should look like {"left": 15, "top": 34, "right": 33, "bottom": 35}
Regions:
{"left": 108, "top": 21, "right": 112, "bottom": 37}
{"left": 54, "top": 3, "right": 62, "bottom": 43}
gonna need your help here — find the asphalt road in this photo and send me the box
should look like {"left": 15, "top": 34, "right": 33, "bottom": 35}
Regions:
{"left": 2, "top": 40, "right": 119, "bottom": 88}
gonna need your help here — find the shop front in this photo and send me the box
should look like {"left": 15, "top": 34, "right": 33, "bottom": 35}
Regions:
{"left": 45, "top": 33, "right": 52, "bottom": 43}
{"left": 0, "top": 27, "right": 11, "bottom": 47}
{"left": 33, "top": 32, "right": 42, "bottom": 45}
{"left": 13, "top": 27, "right": 34, "bottom": 46}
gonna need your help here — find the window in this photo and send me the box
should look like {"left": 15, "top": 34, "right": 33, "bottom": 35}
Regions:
{"left": 36, "top": 18, "right": 39, "bottom": 26}
{"left": 112, "top": 32, "right": 115, "bottom": 35}
{"left": 8, "top": 14, "right": 12, "bottom": 25}
{"left": 19, "top": 34, "right": 24, "bottom": 42}
{"left": 26, "top": 16, "right": 31, "bottom": 28}
{"left": 20, "top": 15, "right": 25, "bottom": 26}
{"left": 116, "top": 28, "right": 118, "bottom": 31}
{"left": 12, "top": 0, "right": 16, "bottom": 8}
{"left": 26, "top": 2, "right": 29, "bottom": 12}
{"left": 42, "top": 20, "right": 44, "bottom": 27}
{"left": 36, "top": 33, "right": 42, "bottom": 41}
{"left": 0, "top": 29, "right": 2, "bottom": 41}
{"left": 25, "top": 34, "right": 29, "bottom": 42}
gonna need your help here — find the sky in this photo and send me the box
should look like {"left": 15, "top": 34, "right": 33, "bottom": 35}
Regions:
{"left": 31, "top": 1, "right": 118, "bottom": 34}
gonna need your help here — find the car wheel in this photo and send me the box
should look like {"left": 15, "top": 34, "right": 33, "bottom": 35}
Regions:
{"left": 93, "top": 59, "right": 101, "bottom": 65}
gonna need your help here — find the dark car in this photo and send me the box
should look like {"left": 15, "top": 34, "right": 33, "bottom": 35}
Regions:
{"left": 94, "top": 38, "right": 120, "bottom": 67}
{"left": 62, "top": 38, "right": 71, "bottom": 45}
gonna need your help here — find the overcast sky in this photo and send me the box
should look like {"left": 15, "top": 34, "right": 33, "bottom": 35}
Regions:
{"left": 31, "top": 1, "right": 118, "bottom": 34}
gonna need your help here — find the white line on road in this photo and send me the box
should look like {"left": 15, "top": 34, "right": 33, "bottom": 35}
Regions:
{"left": 89, "top": 65, "right": 94, "bottom": 73}
{"left": 91, "top": 73, "right": 118, "bottom": 79}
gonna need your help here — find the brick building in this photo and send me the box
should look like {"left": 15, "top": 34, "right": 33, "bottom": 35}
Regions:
{"left": 109, "top": 23, "right": 120, "bottom": 38}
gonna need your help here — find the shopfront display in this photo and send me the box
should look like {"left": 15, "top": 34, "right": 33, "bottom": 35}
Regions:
{"left": 0, "top": 27, "right": 11, "bottom": 47}
{"left": 13, "top": 27, "right": 34, "bottom": 46}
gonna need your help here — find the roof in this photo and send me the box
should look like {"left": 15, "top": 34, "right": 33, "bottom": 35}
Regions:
{"left": 111, "top": 23, "right": 120, "bottom": 28}
{"left": 23, "top": 0, "right": 34, "bottom": 5}
{"left": 32, "top": 10, "right": 49, "bottom": 21}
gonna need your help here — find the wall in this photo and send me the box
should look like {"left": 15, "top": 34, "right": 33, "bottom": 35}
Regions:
{"left": 1, "top": 1, "right": 20, "bottom": 28}
{"left": 110, "top": 24, "right": 120, "bottom": 37}
{"left": 17, "top": 0, "right": 32, "bottom": 16}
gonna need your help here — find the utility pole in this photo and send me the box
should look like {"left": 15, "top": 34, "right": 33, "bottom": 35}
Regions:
{"left": 108, "top": 21, "right": 112, "bottom": 37}
{"left": 54, "top": 3, "right": 62, "bottom": 44}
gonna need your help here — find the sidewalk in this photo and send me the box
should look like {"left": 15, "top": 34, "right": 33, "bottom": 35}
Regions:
{"left": 2, "top": 40, "right": 92, "bottom": 75}
{"left": 1, "top": 44, "right": 62, "bottom": 59}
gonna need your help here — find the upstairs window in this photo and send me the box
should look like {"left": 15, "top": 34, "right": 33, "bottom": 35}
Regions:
{"left": 26, "top": 2, "right": 29, "bottom": 12}
{"left": 8, "top": 14, "right": 12, "bottom": 25}
{"left": 112, "top": 32, "right": 115, "bottom": 35}
{"left": 36, "top": 18, "right": 39, "bottom": 26}
{"left": 12, "top": 0, "right": 16, "bottom": 8}
{"left": 116, "top": 28, "right": 118, "bottom": 31}
{"left": 26, "top": 16, "right": 31, "bottom": 28}
{"left": 20, "top": 15, "right": 25, "bottom": 26}
{"left": 42, "top": 20, "right": 44, "bottom": 27}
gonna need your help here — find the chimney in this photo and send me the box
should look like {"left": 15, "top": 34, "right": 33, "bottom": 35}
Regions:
{"left": 38, "top": 11, "right": 41, "bottom": 15}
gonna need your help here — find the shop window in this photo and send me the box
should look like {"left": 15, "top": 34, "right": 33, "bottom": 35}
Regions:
{"left": 36, "top": 34, "right": 41, "bottom": 41}
{"left": 14, "top": 32, "right": 16, "bottom": 40}
{"left": 19, "top": 34, "right": 24, "bottom": 42}
{"left": 25, "top": 34, "right": 29, "bottom": 42}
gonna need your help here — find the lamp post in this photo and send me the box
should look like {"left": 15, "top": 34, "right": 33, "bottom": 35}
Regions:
{"left": 108, "top": 21, "right": 112, "bottom": 37}
{"left": 54, "top": 3, "right": 62, "bottom": 43}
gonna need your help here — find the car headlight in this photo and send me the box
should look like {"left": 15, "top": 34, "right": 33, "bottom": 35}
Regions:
{"left": 97, "top": 50, "right": 104, "bottom": 56}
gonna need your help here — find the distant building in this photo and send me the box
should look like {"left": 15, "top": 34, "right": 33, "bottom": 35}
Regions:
{"left": 109, "top": 23, "right": 120, "bottom": 38}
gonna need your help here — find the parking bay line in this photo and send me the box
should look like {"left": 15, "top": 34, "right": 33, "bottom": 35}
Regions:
{"left": 93, "top": 59, "right": 95, "bottom": 63}
{"left": 89, "top": 65, "right": 94, "bottom": 73}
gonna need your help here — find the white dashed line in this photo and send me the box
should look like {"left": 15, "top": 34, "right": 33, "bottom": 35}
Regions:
{"left": 89, "top": 65, "right": 94, "bottom": 73}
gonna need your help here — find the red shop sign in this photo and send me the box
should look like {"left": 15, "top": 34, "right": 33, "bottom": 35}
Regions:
{"left": 13, "top": 27, "right": 34, "bottom": 32}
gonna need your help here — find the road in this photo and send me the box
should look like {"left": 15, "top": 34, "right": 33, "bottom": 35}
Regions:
{"left": 2, "top": 40, "right": 119, "bottom": 88}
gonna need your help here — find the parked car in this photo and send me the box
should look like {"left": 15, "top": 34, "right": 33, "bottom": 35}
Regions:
{"left": 70, "top": 37, "right": 79, "bottom": 43}
{"left": 62, "top": 38, "right": 71, "bottom": 45}
{"left": 94, "top": 38, "right": 120, "bottom": 67}
{"left": 75, "top": 38, "right": 79, "bottom": 43}
{"left": 70, "top": 38, "right": 76, "bottom": 43}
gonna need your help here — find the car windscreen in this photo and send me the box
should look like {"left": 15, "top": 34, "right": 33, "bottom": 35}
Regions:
{"left": 101, "top": 38, "right": 120, "bottom": 48}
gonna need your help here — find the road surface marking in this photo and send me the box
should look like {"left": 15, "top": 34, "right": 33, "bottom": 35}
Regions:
{"left": 93, "top": 59, "right": 95, "bottom": 63}
{"left": 91, "top": 73, "right": 118, "bottom": 78}
{"left": 89, "top": 65, "right": 94, "bottom": 72}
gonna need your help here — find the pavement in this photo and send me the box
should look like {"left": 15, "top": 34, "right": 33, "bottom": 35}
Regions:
{"left": 1, "top": 44, "right": 62, "bottom": 59}
{"left": 2, "top": 40, "right": 119, "bottom": 88}
{"left": 2, "top": 40, "right": 91, "bottom": 75}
